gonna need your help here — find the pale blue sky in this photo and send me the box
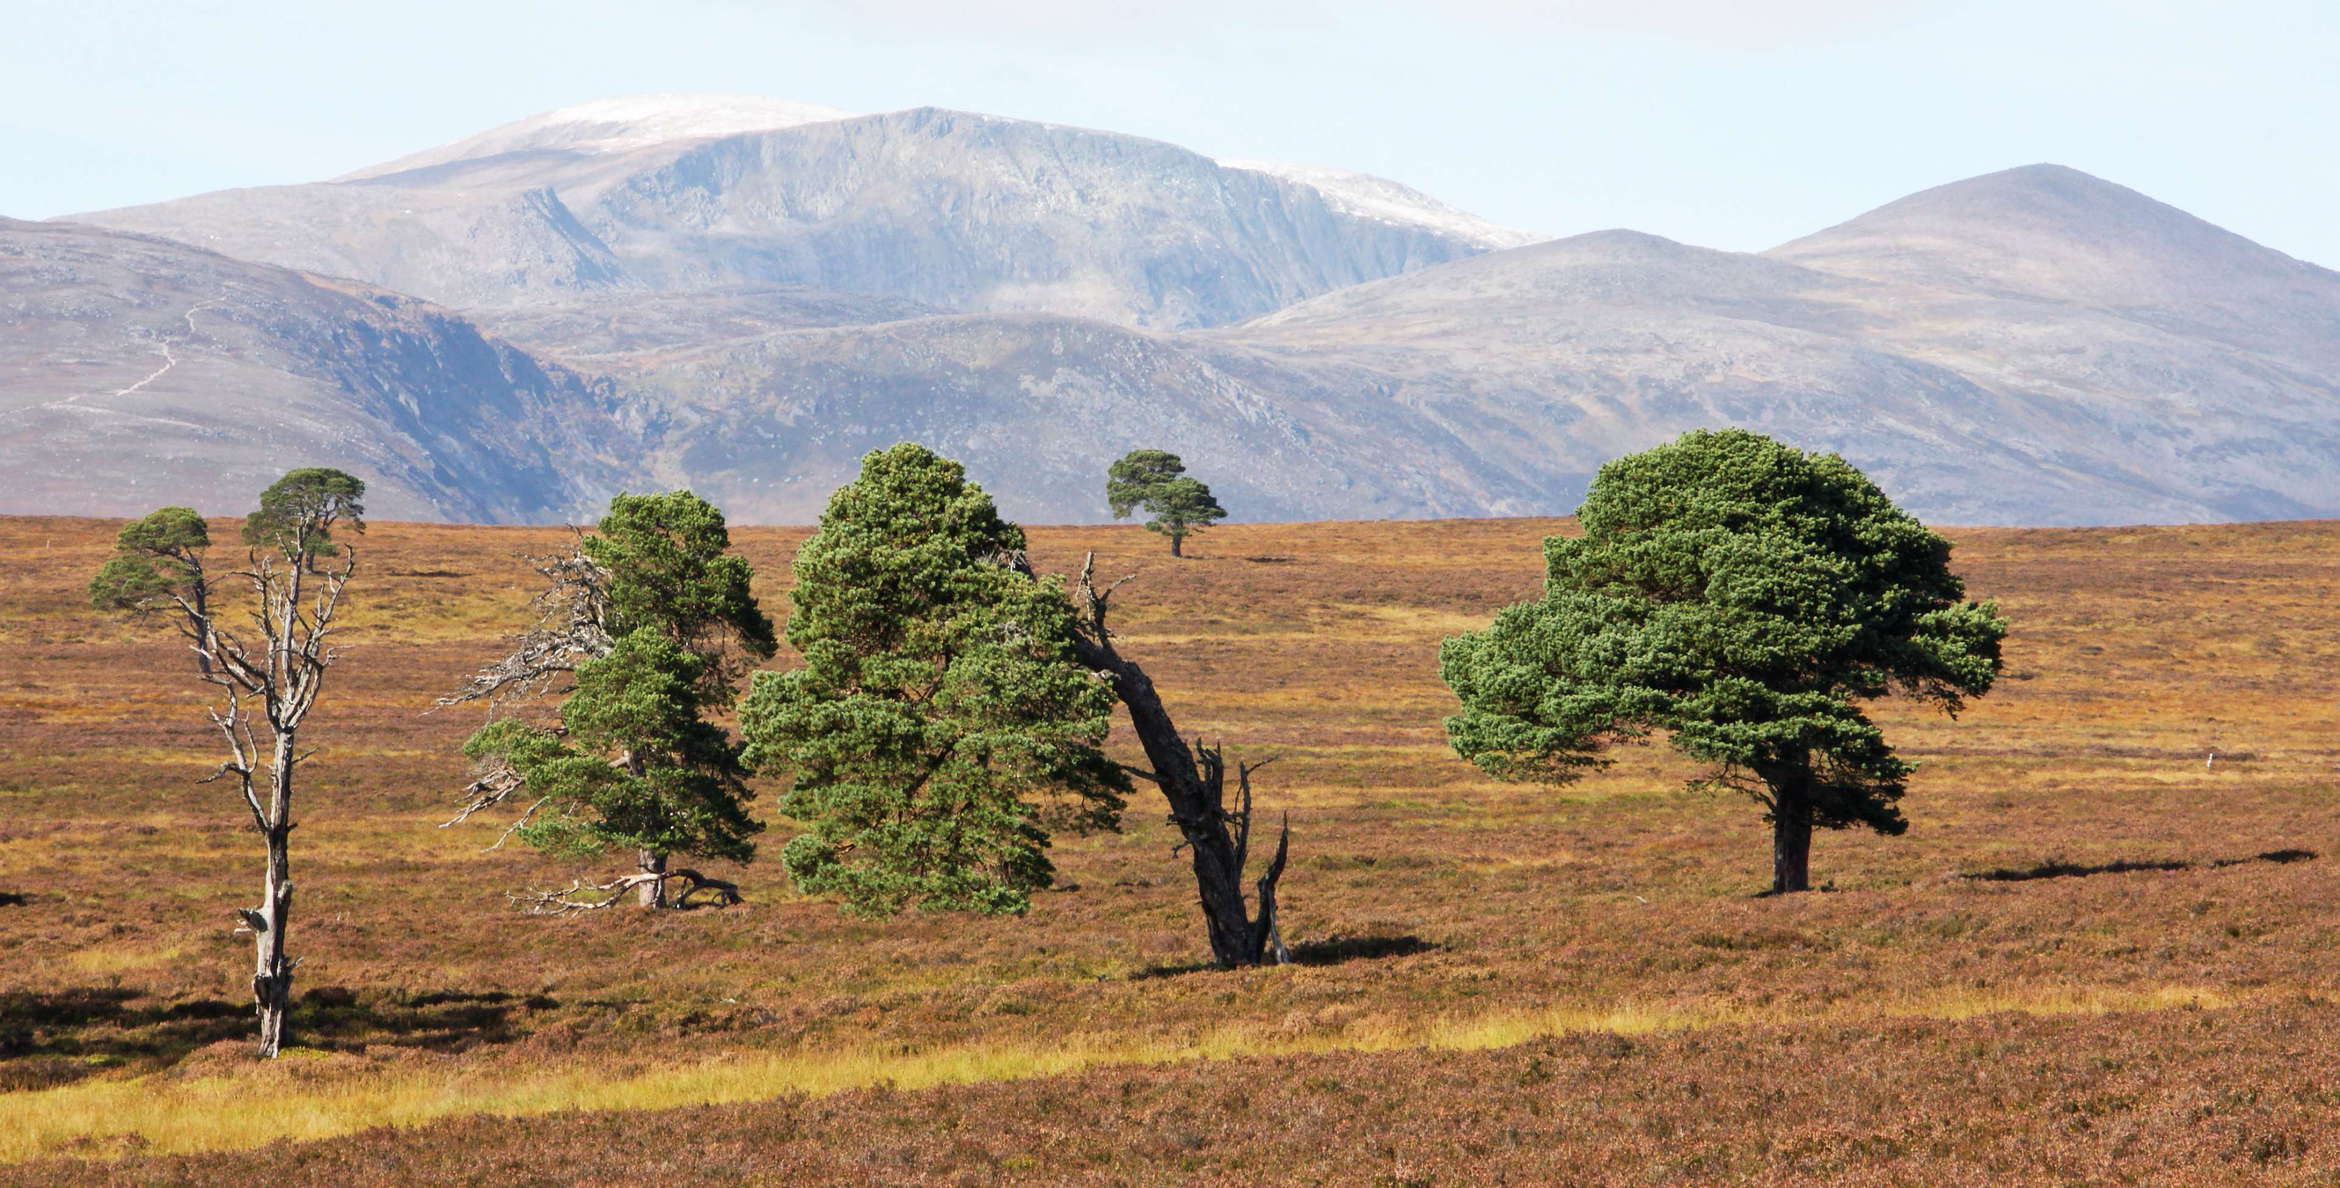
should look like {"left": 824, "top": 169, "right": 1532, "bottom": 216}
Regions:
{"left": 7, "top": 0, "right": 2336, "bottom": 264}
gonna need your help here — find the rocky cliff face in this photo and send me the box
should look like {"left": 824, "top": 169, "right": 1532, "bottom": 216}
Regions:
{"left": 0, "top": 218, "right": 647, "bottom": 522}
{"left": 514, "top": 309, "right": 1520, "bottom": 526}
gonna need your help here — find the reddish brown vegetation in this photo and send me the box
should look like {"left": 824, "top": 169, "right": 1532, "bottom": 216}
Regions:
{"left": 1, "top": 514, "right": 2336, "bottom": 1181}
{"left": 46, "top": 999, "right": 2340, "bottom": 1185}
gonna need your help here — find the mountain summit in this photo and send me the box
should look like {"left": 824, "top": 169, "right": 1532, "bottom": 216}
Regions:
{"left": 1773, "top": 161, "right": 2340, "bottom": 372}
{"left": 341, "top": 93, "right": 858, "bottom": 180}
{"left": 80, "top": 95, "right": 1534, "bottom": 327}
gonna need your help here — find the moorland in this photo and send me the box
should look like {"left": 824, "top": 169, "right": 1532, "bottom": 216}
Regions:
{"left": 2, "top": 512, "right": 2337, "bottom": 1183}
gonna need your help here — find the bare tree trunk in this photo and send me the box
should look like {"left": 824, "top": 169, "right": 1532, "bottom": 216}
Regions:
{"left": 223, "top": 569, "right": 327, "bottom": 1058}
{"left": 254, "top": 564, "right": 301, "bottom": 1057}
{"left": 1770, "top": 783, "right": 1813, "bottom": 895}
{"left": 637, "top": 849, "right": 668, "bottom": 908}
{"left": 1066, "top": 555, "right": 1289, "bottom": 968}
{"left": 253, "top": 819, "right": 294, "bottom": 1058}
{"left": 1170, "top": 532, "right": 1183, "bottom": 558}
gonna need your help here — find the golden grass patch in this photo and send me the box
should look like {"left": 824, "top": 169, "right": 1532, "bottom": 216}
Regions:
{"left": 0, "top": 977, "right": 2274, "bottom": 1163}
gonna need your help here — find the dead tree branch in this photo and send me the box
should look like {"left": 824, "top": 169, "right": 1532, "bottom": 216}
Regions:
{"left": 435, "top": 539, "right": 613, "bottom": 713}
{"left": 512, "top": 868, "right": 745, "bottom": 915}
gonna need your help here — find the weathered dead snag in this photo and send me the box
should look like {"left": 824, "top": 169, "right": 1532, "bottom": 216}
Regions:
{"left": 434, "top": 540, "right": 615, "bottom": 843}
{"left": 1061, "top": 552, "right": 1294, "bottom": 968}
{"left": 433, "top": 539, "right": 609, "bottom": 830}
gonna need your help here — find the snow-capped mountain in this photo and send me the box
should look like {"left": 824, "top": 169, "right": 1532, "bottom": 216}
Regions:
{"left": 79, "top": 96, "right": 1521, "bottom": 328}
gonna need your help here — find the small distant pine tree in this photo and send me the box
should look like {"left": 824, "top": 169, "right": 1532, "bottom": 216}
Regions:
{"left": 1441, "top": 430, "right": 2007, "bottom": 894}
{"left": 1106, "top": 449, "right": 1227, "bottom": 557}
{"left": 450, "top": 491, "right": 776, "bottom": 910}
{"left": 739, "top": 444, "right": 1128, "bottom": 918}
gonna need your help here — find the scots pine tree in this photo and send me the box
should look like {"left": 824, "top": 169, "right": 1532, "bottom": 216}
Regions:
{"left": 1441, "top": 430, "right": 2007, "bottom": 893}
{"left": 1106, "top": 449, "right": 1227, "bottom": 557}
{"left": 453, "top": 491, "right": 776, "bottom": 909}
{"left": 91, "top": 468, "right": 365, "bottom": 1056}
{"left": 739, "top": 444, "right": 1127, "bottom": 917}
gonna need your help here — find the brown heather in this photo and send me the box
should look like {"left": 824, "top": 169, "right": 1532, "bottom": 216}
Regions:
{"left": 1, "top": 514, "right": 2336, "bottom": 1183}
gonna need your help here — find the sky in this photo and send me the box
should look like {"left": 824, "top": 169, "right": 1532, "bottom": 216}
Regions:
{"left": 7, "top": 0, "right": 2337, "bottom": 264}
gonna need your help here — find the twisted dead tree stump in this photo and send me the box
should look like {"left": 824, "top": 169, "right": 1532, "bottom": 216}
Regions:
{"left": 1059, "top": 552, "right": 1293, "bottom": 968}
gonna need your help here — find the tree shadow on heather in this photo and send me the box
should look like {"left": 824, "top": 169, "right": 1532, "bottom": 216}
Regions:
{"left": 1132, "top": 934, "right": 1439, "bottom": 979}
{"left": 0, "top": 985, "right": 560, "bottom": 1089}
{"left": 1288, "top": 934, "right": 1439, "bottom": 965}
{"left": 1966, "top": 848, "right": 2315, "bottom": 883}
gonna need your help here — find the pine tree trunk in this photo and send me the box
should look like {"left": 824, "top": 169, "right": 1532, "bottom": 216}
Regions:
{"left": 1170, "top": 532, "right": 1183, "bottom": 558}
{"left": 1175, "top": 789, "right": 1286, "bottom": 967}
{"left": 253, "top": 833, "right": 292, "bottom": 1058}
{"left": 638, "top": 849, "right": 668, "bottom": 908}
{"left": 1770, "top": 784, "right": 1813, "bottom": 895}
{"left": 1115, "top": 660, "right": 1252, "bottom": 963}
{"left": 253, "top": 741, "right": 297, "bottom": 1058}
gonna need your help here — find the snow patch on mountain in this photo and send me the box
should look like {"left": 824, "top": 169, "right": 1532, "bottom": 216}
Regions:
{"left": 341, "top": 94, "right": 858, "bottom": 180}
{"left": 1221, "top": 159, "right": 1544, "bottom": 250}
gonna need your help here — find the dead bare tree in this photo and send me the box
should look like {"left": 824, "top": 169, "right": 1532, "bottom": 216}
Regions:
{"left": 90, "top": 469, "right": 365, "bottom": 1058}
{"left": 1062, "top": 552, "right": 1292, "bottom": 968}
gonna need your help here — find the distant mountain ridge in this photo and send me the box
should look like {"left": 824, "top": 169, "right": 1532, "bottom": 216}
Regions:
{"left": 0, "top": 218, "right": 649, "bottom": 521}
{"left": 21, "top": 102, "right": 2340, "bottom": 526}
{"left": 1216, "top": 159, "right": 1544, "bottom": 250}
{"left": 339, "top": 93, "right": 860, "bottom": 180}
{"left": 1209, "top": 185, "right": 2340, "bottom": 523}
{"left": 77, "top": 95, "right": 1532, "bottom": 328}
